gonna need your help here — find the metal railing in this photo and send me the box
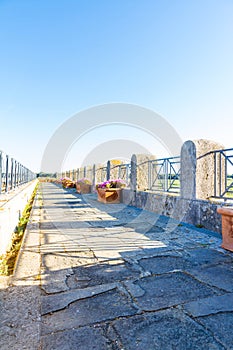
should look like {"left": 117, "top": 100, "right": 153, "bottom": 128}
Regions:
{"left": 0, "top": 150, "right": 36, "bottom": 194}
{"left": 95, "top": 166, "right": 108, "bottom": 182}
{"left": 198, "top": 148, "right": 233, "bottom": 200}
{"left": 148, "top": 156, "right": 180, "bottom": 193}
{"left": 111, "top": 163, "right": 131, "bottom": 184}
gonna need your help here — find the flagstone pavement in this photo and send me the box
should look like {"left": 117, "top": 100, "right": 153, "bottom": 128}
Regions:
{"left": 1, "top": 182, "right": 233, "bottom": 350}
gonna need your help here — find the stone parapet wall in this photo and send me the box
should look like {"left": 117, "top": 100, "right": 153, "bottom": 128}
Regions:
{"left": 59, "top": 138, "right": 231, "bottom": 233}
{"left": 61, "top": 138, "right": 228, "bottom": 202}
{"left": 122, "top": 188, "right": 222, "bottom": 234}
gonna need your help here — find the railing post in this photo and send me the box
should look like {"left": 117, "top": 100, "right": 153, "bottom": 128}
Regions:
{"left": 18, "top": 163, "right": 20, "bottom": 185}
{"left": 22, "top": 164, "right": 24, "bottom": 184}
{"left": 148, "top": 161, "right": 151, "bottom": 189}
{"left": 14, "top": 160, "right": 17, "bottom": 188}
{"left": 164, "top": 159, "right": 168, "bottom": 192}
{"left": 18, "top": 164, "right": 21, "bottom": 185}
{"left": 224, "top": 152, "right": 227, "bottom": 196}
{"left": 107, "top": 161, "right": 110, "bottom": 180}
{"left": 5, "top": 155, "right": 9, "bottom": 193}
{"left": 10, "top": 158, "right": 14, "bottom": 190}
{"left": 92, "top": 164, "right": 96, "bottom": 190}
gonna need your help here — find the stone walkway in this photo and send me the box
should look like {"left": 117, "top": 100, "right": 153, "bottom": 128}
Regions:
{"left": 1, "top": 182, "right": 233, "bottom": 349}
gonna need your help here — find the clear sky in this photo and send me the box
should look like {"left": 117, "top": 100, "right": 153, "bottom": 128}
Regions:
{"left": 0, "top": 0, "right": 232, "bottom": 172}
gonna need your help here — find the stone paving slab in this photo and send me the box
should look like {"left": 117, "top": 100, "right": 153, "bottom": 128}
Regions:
{"left": 67, "top": 260, "right": 141, "bottom": 289}
{"left": 0, "top": 285, "right": 41, "bottom": 350}
{"left": 41, "top": 283, "right": 119, "bottom": 314}
{"left": 124, "top": 272, "right": 219, "bottom": 311}
{"left": 183, "top": 293, "right": 233, "bottom": 317}
{"left": 187, "top": 264, "right": 233, "bottom": 292}
{"left": 41, "top": 325, "right": 113, "bottom": 350}
{"left": 197, "top": 313, "right": 233, "bottom": 349}
{"left": 138, "top": 254, "right": 186, "bottom": 274}
{"left": 110, "top": 310, "right": 225, "bottom": 350}
{"left": 41, "top": 288, "right": 139, "bottom": 335}
{"left": 1, "top": 182, "right": 233, "bottom": 349}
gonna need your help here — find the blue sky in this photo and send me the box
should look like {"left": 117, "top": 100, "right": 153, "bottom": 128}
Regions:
{"left": 0, "top": 0, "right": 233, "bottom": 172}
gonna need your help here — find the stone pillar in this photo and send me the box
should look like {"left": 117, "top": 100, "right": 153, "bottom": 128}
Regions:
{"left": 180, "top": 141, "right": 196, "bottom": 199}
{"left": 195, "top": 139, "right": 225, "bottom": 199}
{"left": 79, "top": 167, "right": 85, "bottom": 179}
{"left": 181, "top": 139, "right": 225, "bottom": 200}
{"left": 109, "top": 160, "right": 122, "bottom": 180}
{"left": 92, "top": 164, "right": 96, "bottom": 189}
{"left": 131, "top": 154, "right": 156, "bottom": 191}
{"left": 95, "top": 164, "right": 100, "bottom": 184}
{"left": 130, "top": 155, "right": 137, "bottom": 191}
{"left": 86, "top": 165, "right": 93, "bottom": 182}
{"left": 95, "top": 164, "right": 105, "bottom": 184}
{"left": 73, "top": 169, "right": 78, "bottom": 182}
{"left": 107, "top": 161, "right": 111, "bottom": 181}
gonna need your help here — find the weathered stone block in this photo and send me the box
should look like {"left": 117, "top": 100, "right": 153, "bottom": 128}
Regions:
{"left": 181, "top": 139, "right": 225, "bottom": 200}
{"left": 131, "top": 154, "right": 156, "bottom": 191}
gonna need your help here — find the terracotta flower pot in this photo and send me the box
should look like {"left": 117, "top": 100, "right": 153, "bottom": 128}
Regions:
{"left": 217, "top": 207, "right": 233, "bottom": 252}
{"left": 97, "top": 188, "right": 121, "bottom": 204}
{"left": 76, "top": 183, "right": 91, "bottom": 194}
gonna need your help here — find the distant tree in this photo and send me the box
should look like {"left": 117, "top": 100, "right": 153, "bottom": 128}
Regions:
{"left": 37, "top": 172, "right": 57, "bottom": 178}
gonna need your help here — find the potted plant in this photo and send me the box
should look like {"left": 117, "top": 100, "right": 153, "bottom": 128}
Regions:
{"left": 96, "top": 179, "right": 126, "bottom": 204}
{"left": 76, "top": 178, "right": 92, "bottom": 194}
{"left": 61, "top": 177, "right": 75, "bottom": 188}
{"left": 217, "top": 206, "right": 233, "bottom": 252}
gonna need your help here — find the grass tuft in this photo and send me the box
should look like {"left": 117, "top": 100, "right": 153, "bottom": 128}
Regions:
{"left": 0, "top": 184, "right": 38, "bottom": 276}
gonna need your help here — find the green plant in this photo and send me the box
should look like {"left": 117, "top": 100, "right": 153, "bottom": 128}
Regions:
{"left": 76, "top": 178, "right": 91, "bottom": 185}
{"left": 195, "top": 224, "right": 204, "bottom": 229}
{"left": 96, "top": 179, "right": 126, "bottom": 190}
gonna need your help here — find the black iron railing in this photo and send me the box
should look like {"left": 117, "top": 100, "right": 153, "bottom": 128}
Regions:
{"left": 0, "top": 150, "right": 36, "bottom": 194}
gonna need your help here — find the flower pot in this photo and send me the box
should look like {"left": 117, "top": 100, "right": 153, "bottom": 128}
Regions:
{"left": 63, "top": 182, "right": 75, "bottom": 188}
{"left": 97, "top": 188, "right": 122, "bottom": 204}
{"left": 61, "top": 178, "right": 75, "bottom": 188}
{"left": 217, "top": 207, "right": 233, "bottom": 252}
{"left": 76, "top": 183, "right": 91, "bottom": 194}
